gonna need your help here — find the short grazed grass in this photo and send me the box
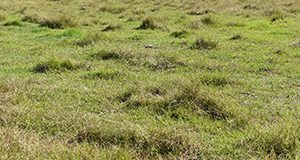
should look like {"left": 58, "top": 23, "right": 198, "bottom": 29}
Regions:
{"left": 0, "top": 0, "right": 299, "bottom": 159}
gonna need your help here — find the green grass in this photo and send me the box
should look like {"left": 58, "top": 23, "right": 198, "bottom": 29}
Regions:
{"left": 0, "top": 0, "right": 300, "bottom": 159}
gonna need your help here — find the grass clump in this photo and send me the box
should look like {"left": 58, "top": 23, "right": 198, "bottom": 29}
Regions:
{"left": 39, "top": 15, "right": 77, "bottom": 29}
{"left": 98, "top": 5, "right": 127, "bottom": 14}
{"left": 243, "top": 4, "right": 258, "bottom": 10}
{"left": 69, "top": 127, "right": 200, "bottom": 159}
{"left": 102, "top": 24, "right": 121, "bottom": 32}
{"left": 136, "top": 18, "right": 160, "bottom": 30}
{"left": 175, "top": 85, "right": 232, "bottom": 120}
{"left": 201, "top": 16, "right": 215, "bottom": 25}
{"left": 199, "top": 74, "right": 232, "bottom": 87}
{"left": 22, "top": 14, "right": 40, "bottom": 23}
{"left": 84, "top": 70, "right": 120, "bottom": 80}
{"left": 289, "top": 40, "right": 300, "bottom": 47}
{"left": 124, "top": 84, "right": 232, "bottom": 121}
{"left": 0, "top": 82, "right": 10, "bottom": 106}
{"left": 266, "top": 10, "right": 286, "bottom": 22}
{"left": 33, "top": 59, "right": 82, "bottom": 73}
{"left": 187, "top": 9, "right": 212, "bottom": 16}
{"left": 0, "top": 13, "right": 6, "bottom": 21}
{"left": 191, "top": 38, "right": 217, "bottom": 50}
{"left": 230, "top": 34, "right": 242, "bottom": 40}
{"left": 0, "top": 82, "right": 9, "bottom": 94}
{"left": 89, "top": 51, "right": 121, "bottom": 60}
{"left": 240, "top": 122, "right": 300, "bottom": 159}
{"left": 145, "top": 56, "right": 185, "bottom": 71}
{"left": 117, "top": 90, "right": 135, "bottom": 103}
{"left": 3, "top": 20, "right": 22, "bottom": 26}
{"left": 170, "top": 30, "right": 187, "bottom": 38}
{"left": 88, "top": 50, "right": 132, "bottom": 61}
{"left": 74, "top": 34, "right": 101, "bottom": 47}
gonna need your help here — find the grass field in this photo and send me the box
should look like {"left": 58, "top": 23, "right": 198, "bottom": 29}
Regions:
{"left": 0, "top": 0, "right": 300, "bottom": 159}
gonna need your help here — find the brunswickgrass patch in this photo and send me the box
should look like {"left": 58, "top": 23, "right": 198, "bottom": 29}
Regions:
{"left": 32, "top": 59, "right": 83, "bottom": 73}
{"left": 136, "top": 18, "right": 164, "bottom": 30}
{"left": 199, "top": 74, "right": 233, "bottom": 87}
{"left": 0, "top": 82, "right": 10, "bottom": 106}
{"left": 69, "top": 127, "right": 201, "bottom": 159}
{"left": 239, "top": 122, "right": 300, "bottom": 159}
{"left": 22, "top": 14, "right": 40, "bottom": 24}
{"left": 191, "top": 38, "right": 218, "bottom": 50}
{"left": 0, "top": 0, "right": 300, "bottom": 159}
{"left": 102, "top": 24, "right": 122, "bottom": 32}
{"left": 74, "top": 33, "right": 102, "bottom": 47}
{"left": 201, "top": 16, "right": 216, "bottom": 25}
{"left": 83, "top": 70, "right": 121, "bottom": 80}
{"left": 265, "top": 10, "right": 286, "bottom": 22}
{"left": 144, "top": 55, "right": 185, "bottom": 71}
{"left": 88, "top": 49, "right": 183, "bottom": 71}
{"left": 289, "top": 40, "right": 300, "bottom": 47}
{"left": 39, "top": 15, "right": 77, "bottom": 29}
{"left": 3, "top": 20, "right": 22, "bottom": 26}
{"left": 187, "top": 9, "right": 213, "bottom": 16}
{"left": 170, "top": 30, "right": 187, "bottom": 38}
{"left": 0, "top": 13, "right": 6, "bottom": 22}
{"left": 22, "top": 13, "right": 77, "bottom": 29}
{"left": 123, "top": 83, "right": 233, "bottom": 121}
{"left": 88, "top": 49, "right": 132, "bottom": 61}
{"left": 230, "top": 34, "right": 243, "bottom": 40}
{"left": 98, "top": 5, "right": 127, "bottom": 14}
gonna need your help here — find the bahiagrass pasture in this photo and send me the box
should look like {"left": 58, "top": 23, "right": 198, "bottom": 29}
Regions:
{"left": 0, "top": 0, "right": 300, "bottom": 159}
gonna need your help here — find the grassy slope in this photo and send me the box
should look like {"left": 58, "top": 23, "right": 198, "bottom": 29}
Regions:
{"left": 0, "top": 0, "right": 300, "bottom": 159}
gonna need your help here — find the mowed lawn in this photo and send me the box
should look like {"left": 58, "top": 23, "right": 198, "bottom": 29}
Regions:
{"left": 0, "top": 0, "right": 300, "bottom": 159}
